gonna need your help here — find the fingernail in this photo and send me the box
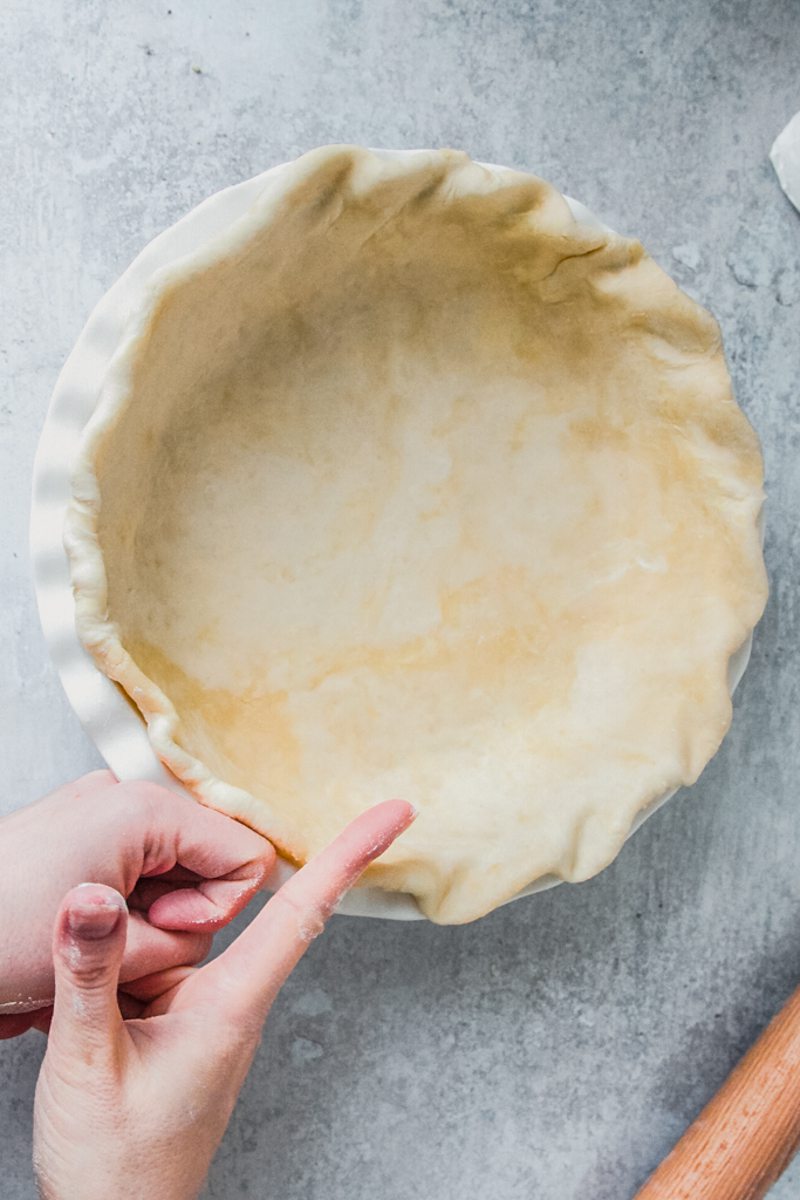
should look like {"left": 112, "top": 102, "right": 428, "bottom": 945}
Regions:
{"left": 384, "top": 799, "right": 417, "bottom": 818}
{"left": 391, "top": 800, "right": 418, "bottom": 825}
{"left": 68, "top": 895, "right": 126, "bottom": 940}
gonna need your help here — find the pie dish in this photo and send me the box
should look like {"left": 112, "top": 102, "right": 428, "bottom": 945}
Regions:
{"left": 65, "top": 145, "right": 768, "bottom": 924}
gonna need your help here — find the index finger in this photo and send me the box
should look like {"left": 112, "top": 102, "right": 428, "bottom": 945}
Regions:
{"left": 116, "top": 782, "right": 276, "bottom": 931}
{"left": 195, "top": 799, "right": 416, "bottom": 1017}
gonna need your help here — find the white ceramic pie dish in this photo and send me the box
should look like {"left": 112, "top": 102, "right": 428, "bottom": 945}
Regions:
{"left": 30, "top": 152, "right": 757, "bottom": 921}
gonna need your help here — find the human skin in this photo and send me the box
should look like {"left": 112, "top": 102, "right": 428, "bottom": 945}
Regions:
{"left": 2, "top": 771, "right": 414, "bottom": 1199}
{"left": 0, "top": 770, "right": 276, "bottom": 1037}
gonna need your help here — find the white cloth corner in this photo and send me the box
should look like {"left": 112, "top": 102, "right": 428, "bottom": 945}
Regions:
{"left": 771, "top": 109, "right": 800, "bottom": 213}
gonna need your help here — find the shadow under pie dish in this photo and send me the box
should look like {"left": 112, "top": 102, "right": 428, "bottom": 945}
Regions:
{"left": 65, "top": 145, "right": 767, "bottom": 925}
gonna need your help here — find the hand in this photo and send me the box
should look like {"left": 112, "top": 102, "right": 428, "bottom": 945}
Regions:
{"left": 0, "top": 771, "right": 274, "bottom": 1037}
{"left": 33, "top": 799, "right": 415, "bottom": 1200}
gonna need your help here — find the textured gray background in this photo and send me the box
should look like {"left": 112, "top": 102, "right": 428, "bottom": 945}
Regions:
{"left": 2, "top": 1, "right": 799, "bottom": 1197}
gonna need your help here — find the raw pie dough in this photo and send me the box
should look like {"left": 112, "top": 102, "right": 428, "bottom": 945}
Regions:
{"left": 66, "top": 146, "right": 767, "bottom": 924}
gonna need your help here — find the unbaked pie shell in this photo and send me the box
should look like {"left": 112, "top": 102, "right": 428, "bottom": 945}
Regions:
{"left": 66, "top": 146, "right": 767, "bottom": 924}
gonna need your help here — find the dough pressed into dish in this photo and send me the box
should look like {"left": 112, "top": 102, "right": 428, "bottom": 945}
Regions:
{"left": 66, "top": 146, "right": 767, "bottom": 924}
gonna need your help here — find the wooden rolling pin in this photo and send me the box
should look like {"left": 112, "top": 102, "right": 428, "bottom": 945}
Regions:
{"left": 635, "top": 983, "right": 800, "bottom": 1198}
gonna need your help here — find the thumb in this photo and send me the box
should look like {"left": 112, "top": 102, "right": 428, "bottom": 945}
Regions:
{"left": 49, "top": 883, "right": 128, "bottom": 1065}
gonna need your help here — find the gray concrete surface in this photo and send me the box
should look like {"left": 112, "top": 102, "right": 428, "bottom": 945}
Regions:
{"left": 2, "top": 1, "right": 799, "bottom": 1196}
